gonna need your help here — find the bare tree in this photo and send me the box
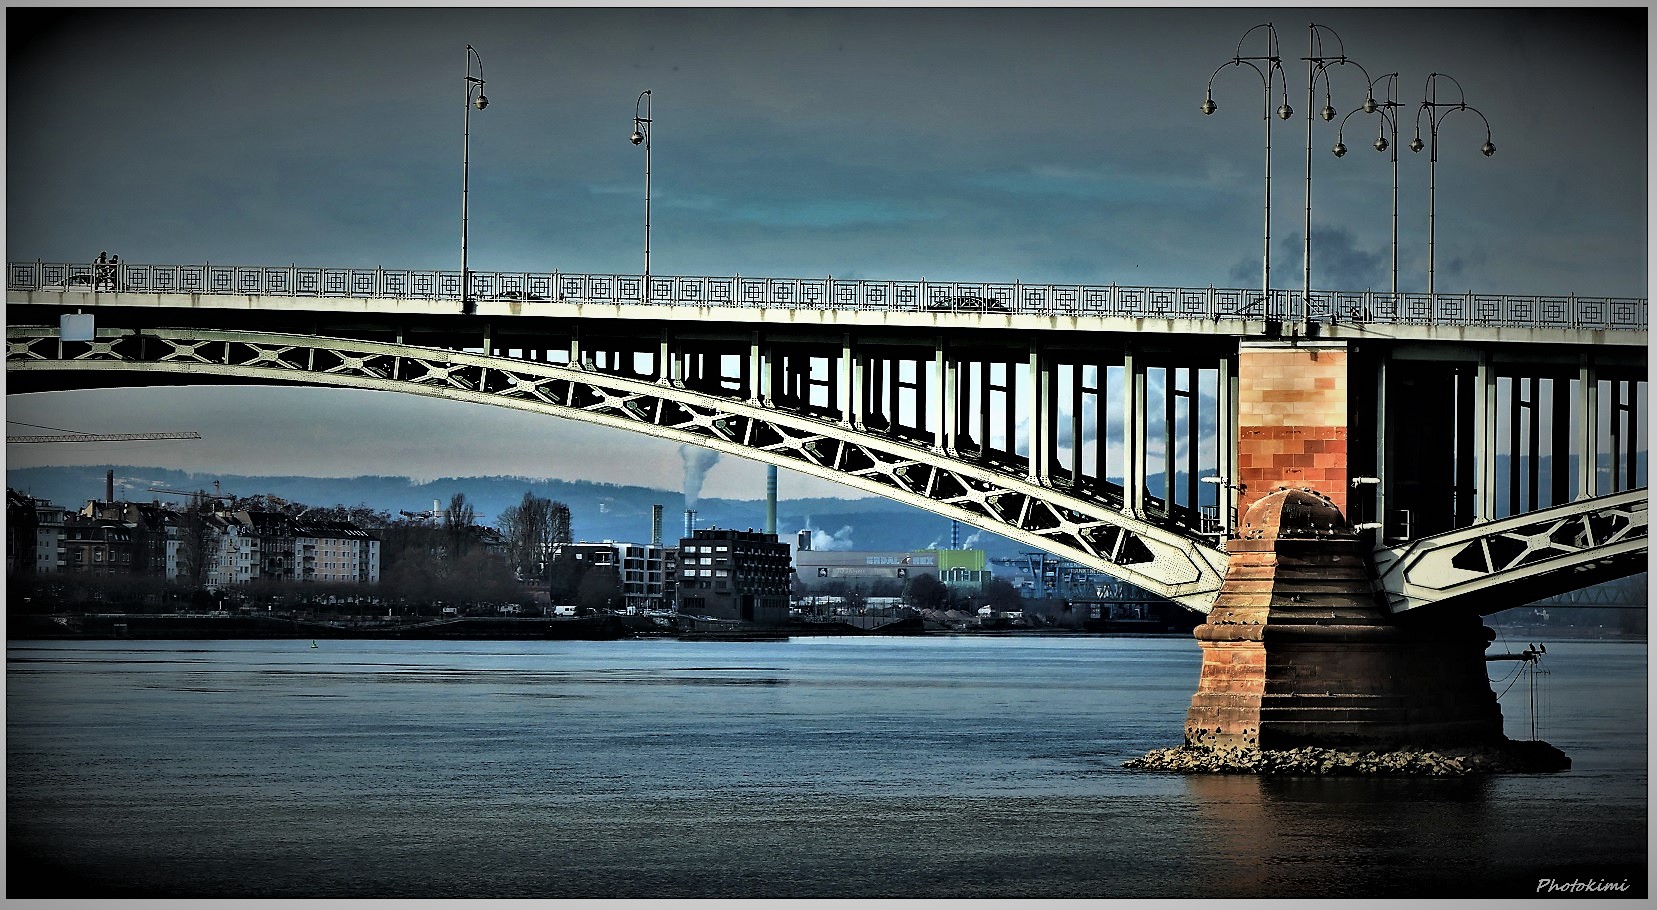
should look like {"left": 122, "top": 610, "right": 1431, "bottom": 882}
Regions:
{"left": 444, "top": 492, "right": 477, "bottom": 556}
{"left": 496, "top": 492, "right": 572, "bottom": 583}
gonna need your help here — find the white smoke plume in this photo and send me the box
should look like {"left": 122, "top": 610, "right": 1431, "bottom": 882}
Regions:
{"left": 680, "top": 444, "right": 721, "bottom": 509}
{"left": 811, "top": 525, "right": 856, "bottom": 551}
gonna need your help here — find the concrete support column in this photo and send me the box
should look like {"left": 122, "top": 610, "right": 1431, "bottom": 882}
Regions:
{"left": 1028, "top": 341, "right": 1045, "bottom": 484}
{"left": 851, "top": 345, "right": 866, "bottom": 431}
{"left": 747, "top": 332, "right": 763, "bottom": 405}
{"left": 839, "top": 334, "right": 853, "bottom": 427}
{"left": 1122, "top": 348, "right": 1146, "bottom": 517}
{"left": 1215, "top": 354, "right": 1236, "bottom": 536}
{"left": 943, "top": 350, "right": 958, "bottom": 456}
{"left": 1235, "top": 340, "right": 1349, "bottom": 517}
{"left": 1473, "top": 352, "right": 1498, "bottom": 522}
{"left": 1578, "top": 359, "right": 1599, "bottom": 499}
{"left": 1373, "top": 356, "right": 1389, "bottom": 538}
{"left": 759, "top": 337, "right": 774, "bottom": 406}
{"left": 931, "top": 338, "right": 946, "bottom": 452}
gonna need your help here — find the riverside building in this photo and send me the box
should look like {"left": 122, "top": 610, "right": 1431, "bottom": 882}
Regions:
{"left": 673, "top": 528, "right": 791, "bottom": 625}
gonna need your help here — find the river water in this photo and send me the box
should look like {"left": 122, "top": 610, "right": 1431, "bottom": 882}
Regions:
{"left": 6, "top": 633, "right": 1646, "bottom": 899}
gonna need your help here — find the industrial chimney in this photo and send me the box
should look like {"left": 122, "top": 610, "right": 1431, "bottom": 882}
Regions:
{"left": 765, "top": 465, "right": 778, "bottom": 536}
{"left": 106, "top": 469, "right": 115, "bottom": 503}
{"left": 684, "top": 508, "right": 697, "bottom": 541}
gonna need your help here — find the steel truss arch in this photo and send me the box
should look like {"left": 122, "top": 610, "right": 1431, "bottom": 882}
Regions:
{"left": 7, "top": 325, "right": 1229, "bottom": 611}
{"left": 1373, "top": 488, "right": 1648, "bottom": 614}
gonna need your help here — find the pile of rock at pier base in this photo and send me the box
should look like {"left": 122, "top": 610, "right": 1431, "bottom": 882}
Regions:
{"left": 1125, "top": 739, "right": 1570, "bottom": 776}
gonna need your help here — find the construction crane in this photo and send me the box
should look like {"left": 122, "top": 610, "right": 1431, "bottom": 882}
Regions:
{"left": 8, "top": 431, "right": 201, "bottom": 444}
{"left": 6, "top": 420, "right": 199, "bottom": 444}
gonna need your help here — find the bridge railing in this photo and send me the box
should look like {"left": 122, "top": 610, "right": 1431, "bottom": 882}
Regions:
{"left": 8, "top": 260, "right": 1647, "bottom": 332}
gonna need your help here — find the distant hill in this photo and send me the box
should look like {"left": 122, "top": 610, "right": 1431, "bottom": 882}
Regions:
{"left": 5, "top": 464, "right": 1029, "bottom": 560}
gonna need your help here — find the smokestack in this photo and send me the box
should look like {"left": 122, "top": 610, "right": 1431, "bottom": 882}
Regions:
{"left": 106, "top": 469, "right": 114, "bottom": 503}
{"left": 651, "top": 504, "right": 663, "bottom": 548}
{"left": 765, "top": 465, "right": 778, "bottom": 536}
{"left": 684, "top": 508, "right": 696, "bottom": 541}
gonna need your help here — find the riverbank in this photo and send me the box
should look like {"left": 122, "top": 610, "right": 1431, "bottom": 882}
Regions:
{"left": 1125, "top": 739, "right": 1572, "bottom": 776}
{"left": 4, "top": 611, "right": 929, "bottom": 642}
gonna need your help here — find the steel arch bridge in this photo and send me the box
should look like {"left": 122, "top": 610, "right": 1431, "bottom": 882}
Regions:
{"left": 7, "top": 261, "right": 1647, "bottom": 617}
{"left": 7, "top": 324, "right": 1231, "bottom": 610}
{"left": 12, "top": 321, "right": 1648, "bottom": 617}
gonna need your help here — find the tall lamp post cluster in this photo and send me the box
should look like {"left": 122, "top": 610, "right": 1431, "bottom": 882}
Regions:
{"left": 457, "top": 46, "right": 658, "bottom": 313}
{"left": 1202, "top": 23, "right": 1495, "bottom": 322}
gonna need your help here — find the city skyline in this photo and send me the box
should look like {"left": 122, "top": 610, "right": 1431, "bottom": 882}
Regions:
{"left": 6, "top": 7, "right": 1647, "bottom": 502}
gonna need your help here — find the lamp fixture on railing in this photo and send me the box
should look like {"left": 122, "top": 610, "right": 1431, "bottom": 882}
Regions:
{"left": 460, "top": 44, "right": 490, "bottom": 316}
{"left": 1411, "top": 72, "right": 1495, "bottom": 298}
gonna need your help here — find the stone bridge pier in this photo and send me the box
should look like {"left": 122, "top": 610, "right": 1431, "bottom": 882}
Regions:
{"left": 1184, "top": 340, "right": 1504, "bottom": 752}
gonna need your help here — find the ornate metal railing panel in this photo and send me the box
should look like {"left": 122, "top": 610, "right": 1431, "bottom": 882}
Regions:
{"left": 1372, "top": 489, "right": 1649, "bottom": 614}
{"left": 9, "top": 260, "right": 1645, "bottom": 332}
{"left": 7, "top": 324, "right": 1230, "bottom": 612}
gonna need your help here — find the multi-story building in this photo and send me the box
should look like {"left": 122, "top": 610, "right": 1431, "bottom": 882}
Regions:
{"left": 62, "top": 515, "right": 135, "bottom": 576}
{"left": 293, "top": 520, "right": 382, "bottom": 585}
{"left": 6, "top": 491, "right": 70, "bottom": 576}
{"left": 570, "top": 540, "right": 666, "bottom": 612}
{"left": 793, "top": 547, "right": 989, "bottom": 594}
{"left": 202, "top": 513, "right": 260, "bottom": 589}
{"left": 199, "top": 510, "right": 380, "bottom": 591}
{"left": 6, "top": 491, "right": 379, "bottom": 591}
{"left": 673, "top": 528, "right": 791, "bottom": 625}
{"left": 80, "top": 501, "right": 172, "bottom": 577}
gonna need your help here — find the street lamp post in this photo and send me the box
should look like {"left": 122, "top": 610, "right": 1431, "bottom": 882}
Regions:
{"left": 460, "top": 44, "right": 489, "bottom": 316}
{"left": 1333, "top": 72, "right": 1401, "bottom": 297}
{"left": 1202, "top": 24, "right": 1293, "bottom": 326}
{"left": 1411, "top": 72, "right": 1495, "bottom": 299}
{"left": 630, "top": 90, "right": 652, "bottom": 304}
{"left": 1300, "top": 23, "right": 1370, "bottom": 330}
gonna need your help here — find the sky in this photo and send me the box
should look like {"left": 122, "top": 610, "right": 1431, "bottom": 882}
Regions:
{"left": 5, "top": 6, "right": 1649, "bottom": 505}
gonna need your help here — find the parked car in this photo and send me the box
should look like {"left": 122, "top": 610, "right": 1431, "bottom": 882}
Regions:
{"left": 928, "top": 294, "right": 1011, "bottom": 313}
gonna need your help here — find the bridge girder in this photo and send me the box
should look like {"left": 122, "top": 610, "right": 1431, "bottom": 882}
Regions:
{"left": 7, "top": 325, "right": 1231, "bottom": 611}
{"left": 1373, "top": 488, "right": 1649, "bottom": 614}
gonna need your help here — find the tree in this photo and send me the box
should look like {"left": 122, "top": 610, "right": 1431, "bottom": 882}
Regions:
{"left": 444, "top": 492, "right": 477, "bottom": 557}
{"left": 495, "top": 492, "right": 572, "bottom": 583}
{"left": 903, "top": 572, "right": 951, "bottom": 611}
{"left": 983, "top": 577, "right": 1023, "bottom": 613}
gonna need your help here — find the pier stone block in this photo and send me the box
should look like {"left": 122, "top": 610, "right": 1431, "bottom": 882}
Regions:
{"left": 1236, "top": 341, "right": 1349, "bottom": 517}
{"left": 1184, "top": 489, "right": 1506, "bottom": 751}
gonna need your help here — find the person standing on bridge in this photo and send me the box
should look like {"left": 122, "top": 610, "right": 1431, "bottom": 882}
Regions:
{"left": 94, "top": 252, "right": 110, "bottom": 290}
